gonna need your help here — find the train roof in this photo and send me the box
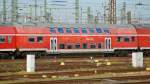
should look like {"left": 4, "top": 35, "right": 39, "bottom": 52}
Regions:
{"left": 0, "top": 25, "right": 16, "bottom": 34}
{"left": 133, "top": 24, "right": 150, "bottom": 28}
{"left": 15, "top": 25, "right": 49, "bottom": 34}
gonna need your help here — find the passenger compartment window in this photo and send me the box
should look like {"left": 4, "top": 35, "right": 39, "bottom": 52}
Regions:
{"left": 83, "top": 43, "right": 87, "bottom": 49}
{"left": 98, "top": 43, "right": 102, "bottom": 48}
{"left": 82, "top": 28, "right": 87, "bottom": 34}
{"left": 96, "top": 28, "right": 102, "bottom": 33}
{"left": 66, "top": 28, "right": 71, "bottom": 33}
{"left": 67, "top": 45, "right": 72, "bottom": 49}
{"left": 58, "top": 27, "right": 64, "bottom": 33}
{"left": 74, "top": 28, "right": 79, "bottom": 33}
{"left": 37, "top": 36, "right": 43, "bottom": 43}
{"left": 50, "top": 27, "right": 56, "bottom": 33}
{"left": 89, "top": 28, "right": 94, "bottom": 33}
{"left": 75, "top": 43, "right": 80, "bottom": 48}
{"left": 28, "top": 37, "right": 35, "bottom": 43}
{"left": 60, "top": 44, "right": 65, "bottom": 49}
{"left": 90, "top": 43, "right": 96, "bottom": 49}
{"left": 0, "top": 36, "right": 5, "bottom": 43}
{"left": 117, "top": 37, "right": 122, "bottom": 42}
{"left": 124, "top": 37, "right": 130, "bottom": 42}
{"left": 131, "top": 36, "right": 135, "bottom": 42}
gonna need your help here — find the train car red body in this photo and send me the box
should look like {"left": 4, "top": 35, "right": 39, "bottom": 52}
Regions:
{"left": 0, "top": 24, "right": 150, "bottom": 57}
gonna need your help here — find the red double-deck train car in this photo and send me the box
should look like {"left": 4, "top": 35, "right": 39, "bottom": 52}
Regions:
{"left": 0, "top": 24, "right": 150, "bottom": 58}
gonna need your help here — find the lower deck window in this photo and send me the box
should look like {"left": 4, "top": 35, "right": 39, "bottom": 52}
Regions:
{"left": 0, "top": 36, "right": 5, "bottom": 43}
{"left": 83, "top": 43, "right": 87, "bottom": 49}
{"left": 98, "top": 43, "right": 102, "bottom": 48}
{"left": 67, "top": 45, "right": 72, "bottom": 49}
{"left": 60, "top": 44, "right": 65, "bottom": 49}
{"left": 75, "top": 43, "right": 80, "bottom": 48}
{"left": 90, "top": 43, "right": 96, "bottom": 49}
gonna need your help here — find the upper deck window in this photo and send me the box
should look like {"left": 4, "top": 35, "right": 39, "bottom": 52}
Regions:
{"left": 103, "top": 28, "right": 109, "bottom": 33}
{"left": 66, "top": 28, "right": 71, "bottom": 33}
{"left": 58, "top": 27, "right": 64, "bottom": 33}
{"left": 96, "top": 28, "right": 102, "bottom": 33}
{"left": 82, "top": 28, "right": 87, "bottom": 34}
{"left": 74, "top": 28, "right": 79, "bottom": 33}
{"left": 50, "top": 27, "right": 56, "bottom": 33}
{"left": 89, "top": 28, "right": 94, "bottom": 33}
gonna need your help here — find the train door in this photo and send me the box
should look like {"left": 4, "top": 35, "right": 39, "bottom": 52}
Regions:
{"left": 105, "top": 37, "right": 111, "bottom": 50}
{"left": 50, "top": 37, "right": 57, "bottom": 53}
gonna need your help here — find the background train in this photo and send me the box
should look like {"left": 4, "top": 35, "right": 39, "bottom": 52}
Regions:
{"left": 0, "top": 24, "right": 150, "bottom": 58}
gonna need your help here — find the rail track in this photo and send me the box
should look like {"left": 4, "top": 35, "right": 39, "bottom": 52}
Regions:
{"left": 1, "top": 73, "right": 150, "bottom": 84}
{"left": 1, "top": 57, "right": 150, "bottom": 84}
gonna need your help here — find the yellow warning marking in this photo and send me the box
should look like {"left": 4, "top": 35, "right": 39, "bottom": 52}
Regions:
{"left": 51, "top": 75, "right": 57, "bottom": 78}
{"left": 42, "top": 75, "right": 47, "bottom": 78}
{"left": 146, "top": 68, "right": 150, "bottom": 71}
{"left": 60, "top": 62, "right": 65, "bottom": 66}
{"left": 74, "top": 74, "right": 79, "bottom": 77}
{"left": 106, "top": 62, "right": 111, "bottom": 66}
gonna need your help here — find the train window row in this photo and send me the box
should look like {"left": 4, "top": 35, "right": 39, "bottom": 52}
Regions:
{"left": 0, "top": 36, "right": 12, "bottom": 43}
{"left": 28, "top": 36, "right": 43, "bottom": 43}
{"left": 59, "top": 43, "right": 102, "bottom": 49}
{"left": 50, "top": 27, "right": 109, "bottom": 34}
{"left": 117, "top": 36, "right": 135, "bottom": 42}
